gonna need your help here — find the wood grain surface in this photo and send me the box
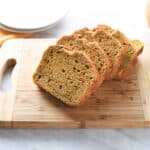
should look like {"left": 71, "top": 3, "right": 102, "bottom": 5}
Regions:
{"left": 0, "top": 39, "right": 149, "bottom": 128}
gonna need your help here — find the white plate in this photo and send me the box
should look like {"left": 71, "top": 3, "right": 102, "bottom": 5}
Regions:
{"left": 0, "top": 0, "right": 69, "bottom": 33}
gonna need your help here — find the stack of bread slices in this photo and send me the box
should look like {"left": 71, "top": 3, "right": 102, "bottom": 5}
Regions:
{"left": 33, "top": 25, "right": 144, "bottom": 106}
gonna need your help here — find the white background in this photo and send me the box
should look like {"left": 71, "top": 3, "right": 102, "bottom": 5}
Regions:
{"left": 1, "top": 0, "right": 150, "bottom": 150}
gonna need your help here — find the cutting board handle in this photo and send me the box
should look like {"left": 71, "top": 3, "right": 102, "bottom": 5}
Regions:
{"left": 0, "top": 40, "right": 19, "bottom": 97}
{"left": 0, "top": 57, "right": 17, "bottom": 93}
{"left": 0, "top": 39, "right": 22, "bottom": 125}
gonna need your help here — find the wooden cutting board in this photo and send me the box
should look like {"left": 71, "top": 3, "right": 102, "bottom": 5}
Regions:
{"left": 0, "top": 39, "right": 150, "bottom": 128}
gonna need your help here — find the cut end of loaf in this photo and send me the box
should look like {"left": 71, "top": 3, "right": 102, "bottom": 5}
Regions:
{"left": 33, "top": 45, "right": 101, "bottom": 106}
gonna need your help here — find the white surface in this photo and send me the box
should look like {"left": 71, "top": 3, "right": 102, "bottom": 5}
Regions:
{"left": 0, "top": 0, "right": 69, "bottom": 32}
{"left": 1, "top": 0, "right": 150, "bottom": 150}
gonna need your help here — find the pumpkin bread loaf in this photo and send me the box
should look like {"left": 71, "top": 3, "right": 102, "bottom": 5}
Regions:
{"left": 33, "top": 25, "right": 144, "bottom": 106}
{"left": 57, "top": 35, "right": 111, "bottom": 79}
{"left": 33, "top": 45, "right": 102, "bottom": 106}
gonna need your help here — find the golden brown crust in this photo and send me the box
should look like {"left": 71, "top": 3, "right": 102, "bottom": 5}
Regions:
{"left": 73, "top": 27, "right": 90, "bottom": 35}
{"left": 93, "top": 24, "right": 114, "bottom": 33}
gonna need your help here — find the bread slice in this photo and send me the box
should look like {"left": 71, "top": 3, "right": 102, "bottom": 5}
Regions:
{"left": 33, "top": 45, "right": 102, "bottom": 106}
{"left": 57, "top": 35, "right": 111, "bottom": 79}
{"left": 73, "top": 28, "right": 124, "bottom": 79}
{"left": 120, "top": 39, "right": 144, "bottom": 79}
{"left": 132, "top": 40, "right": 144, "bottom": 55}
{"left": 94, "top": 24, "right": 144, "bottom": 79}
{"left": 92, "top": 30, "right": 124, "bottom": 79}
{"left": 94, "top": 25, "right": 143, "bottom": 54}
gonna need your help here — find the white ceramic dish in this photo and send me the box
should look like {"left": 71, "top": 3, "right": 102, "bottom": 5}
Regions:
{"left": 0, "top": 0, "right": 69, "bottom": 33}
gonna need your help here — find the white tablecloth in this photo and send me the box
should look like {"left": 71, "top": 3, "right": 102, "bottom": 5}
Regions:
{"left": 1, "top": 0, "right": 150, "bottom": 149}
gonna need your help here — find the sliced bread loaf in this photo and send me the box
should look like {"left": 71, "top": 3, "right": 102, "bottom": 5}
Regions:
{"left": 57, "top": 35, "right": 111, "bottom": 79}
{"left": 33, "top": 45, "right": 102, "bottom": 106}
{"left": 94, "top": 24, "right": 144, "bottom": 79}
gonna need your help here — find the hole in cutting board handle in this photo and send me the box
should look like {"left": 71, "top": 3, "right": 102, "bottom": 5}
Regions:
{"left": 0, "top": 59, "right": 16, "bottom": 92}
